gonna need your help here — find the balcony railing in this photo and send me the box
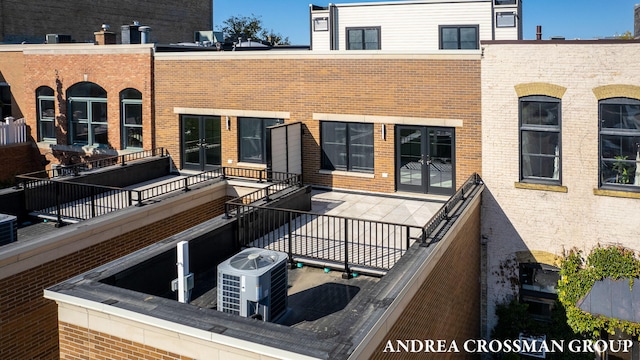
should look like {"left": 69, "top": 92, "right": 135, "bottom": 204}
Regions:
{"left": 16, "top": 159, "right": 302, "bottom": 225}
{"left": 229, "top": 173, "right": 484, "bottom": 275}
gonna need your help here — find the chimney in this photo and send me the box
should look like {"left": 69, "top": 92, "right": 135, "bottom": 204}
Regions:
{"left": 635, "top": 4, "right": 640, "bottom": 39}
{"left": 536, "top": 25, "right": 542, "bottom": 40}
{"left": 94, "top": 24, "right": 116, "bottom": 45}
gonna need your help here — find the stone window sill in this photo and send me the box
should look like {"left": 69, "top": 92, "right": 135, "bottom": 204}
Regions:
{"left": 514, "top": 182, "right": 568, "bottom": 193}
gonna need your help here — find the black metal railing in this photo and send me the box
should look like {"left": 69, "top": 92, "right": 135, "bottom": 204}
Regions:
{"left": 17, "top": 148, "right": 167, "bottom": 180}
{"left": 23, "top": 178, "right": 133, "bottom": 224}
{"left": 17, "top": 162, "right": 301, "bottom": 225}
{"left": 224, "top": 172, "right": 302, "bottom": 218}
{"left": 235, "top": 204, "right": 418, "bottom": 273}
{"left": 420, "top": 173, "right": 483, "bottom": 245}
{"left": 232, "top": 173, "right": 484, "bottom": 274}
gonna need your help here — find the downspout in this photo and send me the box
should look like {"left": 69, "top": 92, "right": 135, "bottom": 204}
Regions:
{"left": 330, "top": 3, "right": 337, "bottom": 50}
{"left": 308, "top": 4, "right": 313, "bottom": 50}
{"left": 490, "top": 0, "right": 495, "bottom": 40}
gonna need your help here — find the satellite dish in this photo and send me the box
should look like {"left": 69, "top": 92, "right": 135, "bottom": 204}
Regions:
{"left": 229, "top": 249, "right": 279, "bottom": 271}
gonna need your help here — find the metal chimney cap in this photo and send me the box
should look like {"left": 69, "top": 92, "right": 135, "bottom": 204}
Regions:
{"left": 101, "top": 23, "right": 110, "bottom": 31}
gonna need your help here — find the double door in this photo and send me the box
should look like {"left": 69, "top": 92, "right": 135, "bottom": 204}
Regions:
{"left": 396, "top": 126, "right": 454, "bottom": 195}
{"left": 181, "top": 115, "right": 221, "bottom": 171}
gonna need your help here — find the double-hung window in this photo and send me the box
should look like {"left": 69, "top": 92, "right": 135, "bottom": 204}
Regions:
{"left": 439, "top": 25, "right": 479, "bottom": 50}
{"left": 599, "top": 98, "right": 640, "bottom": 189}
{"left": 238, "top": 117, "right": 283, "bottom": 164}
{"left": 519, "top": 96, "right": 561, "bottom": 183}
{"left": 346, "top": 27, "right": 381, "bottom": 50}
{"left": 321, "top": 122, "right": 374, "bottom": 173}
{"left": 37, "top": 86, "right": 56, "bottom": 141}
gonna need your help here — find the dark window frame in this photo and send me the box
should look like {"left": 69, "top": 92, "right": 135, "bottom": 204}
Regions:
{"left": 346, "top": 26, "right": 381, "bottom": 50}
{"left": 67, "top": 82, "right": 108, "bottom": 147}
{"left": 36, "top": 86, "right": 56, "bottom": 142}
{"left": 439, "top": 25, "right": 479, "bottom": 50}
{"left": 598, "top": 97, "right": 640, "bottom": 191}
{"left": 519, "top": 95, "right": 562, "bottom": 185}
{"left": 496, "top": 12, "right": 517, "bottom": 28}
{"left": 237, "top": 117, "right": 284, "bottom": 164}
{"left": 495, "top": 0, "right": 517, "bottom": 5}
{"left": 120, "top": 88, "right": 143, "bottom": 149}
{"left": 320, "top": 121, "right": 374, "bottom": 173}
{"left": 0, "top": 83, "right": 11, "bottom": 120}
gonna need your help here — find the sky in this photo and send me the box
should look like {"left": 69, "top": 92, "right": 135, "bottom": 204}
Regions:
{"left": 212, "top": 0, "right": 638, "bottom": 45}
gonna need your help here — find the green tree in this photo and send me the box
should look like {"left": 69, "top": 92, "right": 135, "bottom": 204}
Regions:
{"left": 614, "top": 30, "right": 634, "bottom": 39}
{"left": 220, "top": 14, "right": 290, "bottom": 46}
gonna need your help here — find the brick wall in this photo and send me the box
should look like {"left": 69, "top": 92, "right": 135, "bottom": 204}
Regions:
{"left": 0, "top": 194, "right": 231, "bottom": 360}
{"left": 58, "top": 322, "right": 194, "bottom": 360}
{"left": 481, "top": 42, "right": 640, "bottom": 333}
{"left": 0, "top": 142, "right": 43, "bottom": 185}
{"left": 0, "top": 50, "right": 26, "bottom": 119}
{"left": 23, "top": 48, "right": 154, "bottom": 150}
{"left": 0, "top": 0, "right": 211, "bottom": 44}
{"left": 155, "top": 55, "right": 482, "bottom": 193}
{"left": 369, "top": 197, "right": 481, "bottom": 360}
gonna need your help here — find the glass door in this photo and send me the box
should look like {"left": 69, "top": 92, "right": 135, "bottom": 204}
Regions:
{"left": 181, "top": 115, "right": 221, "bottom": 171}
{"left": 396, "top": 126, "right": 454, "bottom": 195}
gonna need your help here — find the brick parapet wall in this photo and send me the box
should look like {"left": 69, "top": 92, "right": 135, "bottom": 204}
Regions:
{"left": 368, "top": 192, "right": 482, "bottom": 360}
{"left": 0, "top": 191, "right": 232, "bottom": 359}
{"left": 59, "top": 322, "right": 194, "bottom": 360}
{"left": 155, "top": 55, "right": 481, "bottom": 193}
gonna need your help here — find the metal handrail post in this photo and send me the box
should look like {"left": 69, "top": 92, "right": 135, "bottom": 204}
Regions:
{"left": 342, "top": 217, "right": 352, "bottom": 279}
{"left": 55, "top": 182, "right": 63, "bottom": 227}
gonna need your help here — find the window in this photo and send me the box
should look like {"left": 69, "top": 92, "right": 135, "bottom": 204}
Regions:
{"left": 0, "top": 83, "right": 11, "bottom": 119}
{"left": 496, "top": 12, "right": 517, "bottom": 28}
{"left": 346, "top": 27, "right": 380, "bottom": 50}
{"left": 495, "top": 0, "right": 517, "bottom": 5}
{"left": 599, "top": 98, "right": 640, "bottom": 189}
{"left": 238, "top": 117, "right": 283, "bottom": 163}
{"left": 321, "top": 122, "right": 374, "bottom": 173}
{"left": 520, "top": 96, "right": 561, "bottom": 183}
{"left": 121, "top": 88, "right": 143, "bottom": 149}
{"left": 67, "top": 82, "right": 108, "bottom": 146}
{"left": 37, "top": 86, "right": 55, "bottom": 141}
{"left": 519, "top": 263, "right": 559, "bottom": 321}
{"left": 439, "top": 25, "right": 479, "bottom": 50}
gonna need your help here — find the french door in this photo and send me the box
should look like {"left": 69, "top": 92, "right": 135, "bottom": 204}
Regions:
{"left": 396, "top": 126, "right": 455, "bottom": 195}
{"left": 181, "top": 115, "right": 221, "bottom": 171}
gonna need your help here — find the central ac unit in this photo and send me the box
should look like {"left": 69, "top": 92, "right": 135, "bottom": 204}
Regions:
{"left": 0, "top": 214, "right": 17, "bottom": 246}
{"left": 217, "top": 248, "right": 288, "bottom": 322}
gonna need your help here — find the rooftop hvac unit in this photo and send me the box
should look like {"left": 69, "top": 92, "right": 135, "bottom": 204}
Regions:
{"left": 45, "top": 34, "right": 72, "bottom": 44}
{"left": 0, "top": 214, "right": 17, "bottom": 246}
{"left": 217, "top": 248, "right": 288, "bottom": 322}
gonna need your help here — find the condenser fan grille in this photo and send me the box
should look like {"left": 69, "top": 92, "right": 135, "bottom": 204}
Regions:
{"left": 229, "top": 249, "right": 278, "bottom": 270}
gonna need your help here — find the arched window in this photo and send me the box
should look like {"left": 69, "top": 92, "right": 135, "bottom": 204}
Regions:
{"left": 67, "top": 82, "right": 107, "bottom": 146}
{"left": 36, "top": 86, "right": 55, "bottom": 141}
{"left": 120, "top": 88, "right": 142, "bottom": 149}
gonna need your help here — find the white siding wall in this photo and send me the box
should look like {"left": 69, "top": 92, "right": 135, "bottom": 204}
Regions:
{"left": 335, "top": 1, "right": 493, "bottom": 51}
{"left": 481, "top": 42, "right": 640, "bottom": 333}
{"left": 311, "top": 10, "right": 331, "bottom": 50}
{"left": 310, "top": 1, "right": 502, "bottom": 51}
